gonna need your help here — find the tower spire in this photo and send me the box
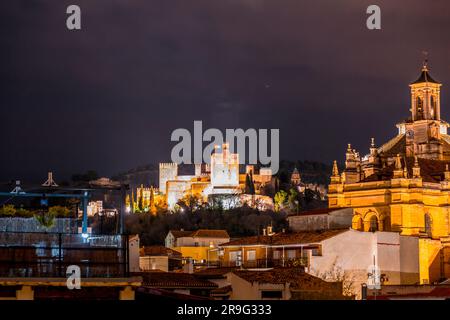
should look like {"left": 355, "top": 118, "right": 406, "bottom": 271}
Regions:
{"left": 332, "top": 160, "right": 339, "bottom": 177}
{"left": 413, "top": 156, "right": 421, "bottom": 178}
{"left": 393, "top": 154, "right": 404, "bottom": 178}
{"left": 422, "top": 50, "right": 429, "bottom": 71}
{"left": 330, "top": 160, "right": 341, "bottom": 184}
{"left": 445, "top": 164, "right": 450, "bottom": 182}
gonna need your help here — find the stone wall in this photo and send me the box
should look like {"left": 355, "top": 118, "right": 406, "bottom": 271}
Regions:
{"left": 288, "top": 208, "right": 353, "bottom": 232}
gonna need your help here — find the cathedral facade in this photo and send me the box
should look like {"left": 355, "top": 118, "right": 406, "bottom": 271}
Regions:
{"left": 328, "top": 63, "right": 450, "bottom": 284}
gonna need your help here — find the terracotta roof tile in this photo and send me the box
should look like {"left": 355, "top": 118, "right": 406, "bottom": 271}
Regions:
{"left": 211, "top": 285, "right": 232, "bottom": 295}
{"left": 191, "top": 229, "right": 230, "bottom": 239}
{"left": 220, "top": 229, "right": 347, "bottom": 246}
{"left": 233, "top": 267, "right": 338, "bottom": 290}
{"left": 169, "top": 230, "right": 193, "bottom": 239}
{"left": 378, "top": 134, "right": 406, "bottom": 157}
{"left": 140, "top": 246, "right": 181, "bottom": 257}
{"left": 362, "top": 157, "right": 450, "bottom": 183}
{"left": 169, "top": 229, "right": 230, "bottom": 239}
{"left": 195, "top": 267, "right": 237, "bottom": 278}
{"left": 138, "top": 271, "right": 218, "bottom": 289}
{"left": 287, "top": 207, "right": 344, "bottom": 217}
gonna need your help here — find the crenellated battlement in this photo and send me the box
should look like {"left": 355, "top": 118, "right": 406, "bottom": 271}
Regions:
{"left": 159, "top": 162, "right": 178, "bottom": 169}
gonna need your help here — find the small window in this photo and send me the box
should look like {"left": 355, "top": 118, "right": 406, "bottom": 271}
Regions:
{"left": 261, "top": 290, "right": 283, "bottom": 299}
{"left": 431, "top": 96, "right": 437, "bottom": 118}
{"left": 311, "top": 247, "right": 322, "bottom": 256}
{"left": 246, "top": 250, "right": 256, "bottom": 261}
{"left": 229, "top": 251, "right": 242, "bottom": 266}
{"left": 369, "top": 216, "right": 378, "bottom": 232}
{"left": 416, "top": 97, "right": 424, "bottom": 120}
{"left": 287, "top": 250, "right": 296, "bottom": 259}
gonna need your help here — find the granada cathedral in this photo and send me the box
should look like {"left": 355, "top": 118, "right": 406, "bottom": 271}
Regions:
{"left": 328, "top": 62, "right": 450, "bottom": 283}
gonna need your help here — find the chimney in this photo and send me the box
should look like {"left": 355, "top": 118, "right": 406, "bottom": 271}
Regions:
{"left": 183, "top": 258, "right": 194, "bottom": 274}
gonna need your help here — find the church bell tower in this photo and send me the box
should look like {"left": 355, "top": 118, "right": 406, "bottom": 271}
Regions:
{"left": 410, "top": 61, "right": 442, "bottom": 121}
{"left": 404, "top": 61, "right": 446, "bottom": 159}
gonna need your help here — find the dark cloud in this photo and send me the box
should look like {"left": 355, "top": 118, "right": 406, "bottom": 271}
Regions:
{"left": 0, "top": 0, "right": 449, "bottom": 181}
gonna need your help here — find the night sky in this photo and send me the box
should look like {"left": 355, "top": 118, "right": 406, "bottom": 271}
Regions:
{"left": 1, "top": 0, "right": 449, "bottom": 182}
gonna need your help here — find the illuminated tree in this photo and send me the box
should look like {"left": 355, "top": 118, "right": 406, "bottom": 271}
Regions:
{"left": 48, "top": 205, "right": 70, "bottom": 217}
{"left": 138, "top": 186, "right": 144, "bottom": 212}
{"left": 0, "top": 205, "right": 16, "bottom": 217}
{"left": 149, "top": 186, "right": 157, "bottom": 215}
{"left": 245, "top": 173, "right": 253, "bottom": 194}
{"left": 288, "top": 188, "right": 301, "bottom": 213}
{"left": 274, "top": 190, "right": 288, "bottom": 212}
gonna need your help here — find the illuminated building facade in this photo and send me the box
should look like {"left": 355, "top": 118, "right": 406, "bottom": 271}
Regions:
{"left": 159, "top": 143, "right": 274, "bottom": 210}
{"left": 328, "top": 63, "right": 450, "bottom": 284}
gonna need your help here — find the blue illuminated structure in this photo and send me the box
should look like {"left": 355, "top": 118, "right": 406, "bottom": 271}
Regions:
{"left": 0, "top": 187, "right": 91, "bottom": 233}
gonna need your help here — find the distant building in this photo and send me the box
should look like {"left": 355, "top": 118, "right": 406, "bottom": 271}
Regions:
{"left": 87, "top": 200, "right": 117, "bottom": 217}
{"left": 165, "top": 229, "right": 230, "bottom": 266}
{"left": 227, "top": 267, "right": 347, "bottom": 300}
{"left": 290, "top": 167, "right": 301, "bottom": 186}
{"left": 139, "top": 246, "right": 182, "bottom": 272}
{"left": 219, "top": 229, "right": 420, "bottom": 299}
{"left": 165, "top": 229, "right": 193, "bottom": 248}
{"left": 158, "top": 143, "right": 274, "bottom": 210}
{"left": 0, "top": 232, "right": 141, "bottom": 300}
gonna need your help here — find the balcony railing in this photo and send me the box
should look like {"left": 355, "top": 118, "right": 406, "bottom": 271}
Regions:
{"left": 219, "top": 257, "right": 309, "bottom": 269}
{"left": 0, "top": 232, "right": 129, "bottom": 278}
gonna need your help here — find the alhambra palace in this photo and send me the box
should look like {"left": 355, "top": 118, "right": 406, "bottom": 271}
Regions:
{"left": 328, "top": 62, "right": 450, "bottom": 283}
{"left": 126, "top": 143, "right": 275, "bottom": 212}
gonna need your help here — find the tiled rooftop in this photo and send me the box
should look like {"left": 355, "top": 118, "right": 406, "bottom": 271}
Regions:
{"left": 233, "top": 267, "right": 338, "bottom": 290}
{"left": 220, "top": 229, "right": 347, "bottom": 246}
{"left": 138, "top": 271, "right": 218, "bottom": 289}
{"left": 169, "top": 229, "right": 229, "bottom": 239}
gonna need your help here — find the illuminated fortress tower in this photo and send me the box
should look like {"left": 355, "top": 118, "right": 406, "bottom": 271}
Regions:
{"left": 211, "top": 143, "right": 240, "bottom": 194}
{"left": 159, "top": 163, "right": 178, "bottom": 194}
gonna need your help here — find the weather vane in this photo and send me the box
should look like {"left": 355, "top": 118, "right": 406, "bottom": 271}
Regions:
{"left": 422, "top": 50, "right": 429, "bottom": 69}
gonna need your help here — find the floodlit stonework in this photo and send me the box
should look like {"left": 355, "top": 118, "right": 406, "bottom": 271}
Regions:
{"left": 157, "top": 143, "right": 274, "bottom": 210}
{"left": 328, "top": 63, "right": 450, "bottom": 284}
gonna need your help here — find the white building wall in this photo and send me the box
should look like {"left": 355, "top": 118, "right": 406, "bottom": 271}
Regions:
{"left": 309, "top": 229, "right": 420, "bottom": 298}
{"left": 140, "top": 256, "right": 169, "bottom": 272}
{"left": 128, "top": 235, "right": 140, "bottom": 273}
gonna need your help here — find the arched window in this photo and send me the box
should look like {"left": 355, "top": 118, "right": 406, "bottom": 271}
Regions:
{"left": 353, "top": 216, "right": 364, "bottom": 231}
{"left": 369, "top": 215, "right": 379, "bottom": 232}
{"left": 431, "top": 96, "right": 437, "bottom": 119}
{"left": 416, "top": 97, "right": 424, "bottom": 120}
{"left": 424, "top": 213, "right": 432, "bottom": 237}
{"left": 357, "top": 217, "right": 364, "bottom": 231}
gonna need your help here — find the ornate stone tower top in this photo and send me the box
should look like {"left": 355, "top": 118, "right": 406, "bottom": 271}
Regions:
{"left": 409, "top": 61, "right": 442, "bottom": 121}
{"left": 290, "top": 167, "right": 301, "bottom": 186}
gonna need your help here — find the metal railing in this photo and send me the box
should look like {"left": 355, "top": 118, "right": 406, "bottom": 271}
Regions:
{"left": 0, "top": 232, "right": 129, "bottom": 278}
{"left": 219, "top": 257, "right": 309, "bottom": 268}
